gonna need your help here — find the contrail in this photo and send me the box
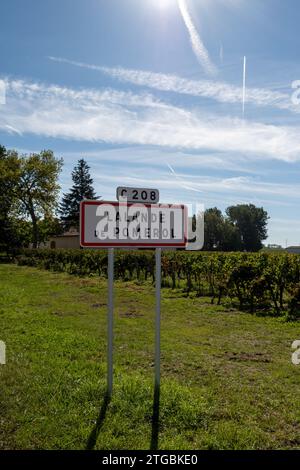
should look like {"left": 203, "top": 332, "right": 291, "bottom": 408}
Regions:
{"left": 220, "top": 43, "right": 224, "bottom": 64}
{"left": 177, "top": 0, "right": 217, "bottom": 76}
{"left": 242, "top": 56, "right": 247, "bottom": 117}
{"left": 48, "top": 57, "right": 295, "bottom": 113}
{"left": 167, "top": 163, "right": 203, "bottom": 194}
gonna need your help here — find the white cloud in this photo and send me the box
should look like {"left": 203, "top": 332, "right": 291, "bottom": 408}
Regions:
{"left": 84, "top": 164, "right": 300, "bottom": 206}
{"left": 48, "top": 57, "right": 295, "bottom": 113}
{"left": 1, "top": 77, "right": 300, "bottom": 163}
{"left": 0, "top": 79, "right": 6, "bottom": 105}
{"left": 177, "top": 0, "right": 217, "bottom": 76}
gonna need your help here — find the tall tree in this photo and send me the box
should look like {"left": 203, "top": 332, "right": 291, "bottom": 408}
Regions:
{"left": 0, "top": 146, "right": 25, "bottom": 251}
{"left": 0, "top": 145, "right": 16, "bottom": 215}
{"left": 0, "top": 145, "right": 12, "bottom": 251}
{"left": 59, "top": 158, "right": 98, "bottom": 230}
{"left": 203, "top": 208, "right": 225, "bottom": 251}
{"left": 226, "top": 204, "right": 269, "bottom": 252}
{"left": 0, "top": 149, "right": 63, "bottom": 249}
{"left": 220, "top": 220, "right": 242, "bottom": 252}
{"left": 203, "top": 208, "right": 240, "bottom": 251}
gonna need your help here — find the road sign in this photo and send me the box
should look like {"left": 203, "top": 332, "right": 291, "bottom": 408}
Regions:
{"left": 80, "top": 195, "right": 188, "bottom": 401}
{"left": 80, "top": 200, "right": 187, "bottom": 248}
{"left": 116, "top": 187, "right": 159, "bottom": 204}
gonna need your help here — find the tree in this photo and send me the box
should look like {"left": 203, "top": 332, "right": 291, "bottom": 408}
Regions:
{"left": 226, "top": 204, "right": 269, "bottom": 252}
{"left": 0, "top": 146, "right": 22, "bottom": 252}
{"left": 203, "top": 208, "right": 240, "bottom": 251}
{"left": 37, "top": 217, "right": 63, "bottom": 246}
{"left": 0, "top": 145, "right": 16, "bottom": 218}
{"left": 0, "top": 145, "right": 10, "bottom": 251}
{"left": 59, "top": 158, "right": 98, "bottom": 231}
{"left": 0, "top": 145, "right": 9, "bottom": 235}
{"left": 203, "top": 208, "right": 225, "bottom": 251}
{"left": 0, "top": 149, "right": 63, "bottom": 249}
{"left": 220, "top": 220, "right": 242, "bottom": 252}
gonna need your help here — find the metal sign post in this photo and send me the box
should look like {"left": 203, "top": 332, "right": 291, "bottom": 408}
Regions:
{"left": 107, "top": 248, "right": 114, "bottom": 398}
{"left": 155, "top": 248, "right": 161, "bottom": 396}
{"left": 80, "top": 190, "right": 188, "bottom": 399}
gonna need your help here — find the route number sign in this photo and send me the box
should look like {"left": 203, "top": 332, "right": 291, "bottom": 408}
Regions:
{"left": 116, "top": 187, "right": 159, "bottom": 204}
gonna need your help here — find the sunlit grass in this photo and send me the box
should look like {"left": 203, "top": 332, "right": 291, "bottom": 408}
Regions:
{"left": 0, "top": 264, "right": 300, "bottom": 449}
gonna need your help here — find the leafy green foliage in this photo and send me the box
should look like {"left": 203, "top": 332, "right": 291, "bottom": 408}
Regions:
{"left": 203, "top": 208, "right": 241, "bottom": 251}
{"left": 59, "top": 159, "right": 98, "bottom": 231}
{"left": 15, "top": 249, "right": 300, "bottom": 318}
{"left": 287, "top": 283, "right": 300, "bottom": 321}
{"left": 0, "top": 148, "right": 63, "bottom": 249}
{"left": 203, "top": 204, "right": 269, "bottom": 252}
{"left": 0, "top": 145, "right": 21, "bottom": 251}
{"left": 226, "top": 204, "right": 269, "bottom": 252}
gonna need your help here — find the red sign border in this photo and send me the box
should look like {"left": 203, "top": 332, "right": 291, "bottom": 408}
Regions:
{"left": 80, "top": 200, "right": 188, "bottom": 248}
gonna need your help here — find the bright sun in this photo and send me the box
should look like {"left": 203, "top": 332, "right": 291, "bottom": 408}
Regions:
{"left": 156, "top": 0, "right": 174, "bottom": 10}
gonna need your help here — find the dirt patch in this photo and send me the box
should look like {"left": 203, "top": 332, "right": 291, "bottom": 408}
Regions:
{"left": 281, "top": 438, "right": 300, "bottom": 448}
{"left": 49, "top": 292, "right": 61, "bottom": 298}
{"left": 51, "top": 310, "right": 84, "bottom": 317}
{"left": 51, "top": 311, "right": 65, "bottom": 317}
{"left": 125, "top": 285, "right": 145, "bottom": 292}
{"left": 224, "top": 351, "right": 271, "bottom": 363}
{"left": 119, "top": 308, "right": 144, "bottom": 318}
{"left": 91, "top": 303, "right": 106, "bottom": 308}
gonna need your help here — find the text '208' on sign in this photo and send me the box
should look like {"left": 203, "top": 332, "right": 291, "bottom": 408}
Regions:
{"left": 117, "top": 187, "right": 159, "bottom": 204}
{"left": 80, "top": 201, "right": 187, "bottom": 248}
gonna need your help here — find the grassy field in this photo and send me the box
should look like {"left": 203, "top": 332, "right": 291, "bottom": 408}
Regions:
{"left": 0, "top": 263, "right": 300, "bottom": 450}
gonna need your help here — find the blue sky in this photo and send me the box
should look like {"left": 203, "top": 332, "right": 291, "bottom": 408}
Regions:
{"left": 1, "top": 0, "right": 300, "bottom": 246}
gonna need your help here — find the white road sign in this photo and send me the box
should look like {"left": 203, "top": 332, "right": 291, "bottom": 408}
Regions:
{"left": 80, "top": 200, "right": 187, "bottom": 248}
{"left": 116, "top": 187, "right": 159, "bottom": 204}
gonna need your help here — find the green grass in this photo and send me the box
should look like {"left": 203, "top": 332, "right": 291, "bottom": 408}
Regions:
{"left": 0, "top": 263, "right": 300, "bottom": 450}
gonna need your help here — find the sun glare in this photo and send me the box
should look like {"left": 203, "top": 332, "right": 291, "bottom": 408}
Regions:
{"left": 156, "top": 0, "right": 174, "bottom": 10}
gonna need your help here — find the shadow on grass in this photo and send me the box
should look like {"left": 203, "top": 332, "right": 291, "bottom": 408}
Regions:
{"left": 86, "top": 393, "right": 110, "bottom": 450}
{"left": 87, "top": 385, "right": 160, "bottom": 450}
{"left": 150, "top": 385, "right": 160, "bottom": 450}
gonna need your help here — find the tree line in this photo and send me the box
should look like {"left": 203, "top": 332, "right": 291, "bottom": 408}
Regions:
{"left": 0, "top": 145, "right": 269, "bottom": 252}
{"left": 0, "top": 146, "right": 97, "bottom": 250}
{"left": 202, "top": 205, "right": 269, "bottom": 252}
